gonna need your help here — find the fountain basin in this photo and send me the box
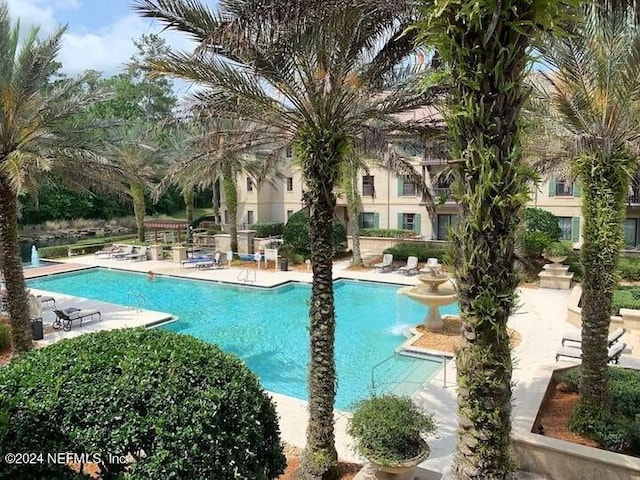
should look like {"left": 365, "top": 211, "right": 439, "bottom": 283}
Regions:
{"left": 416, "top": 274, "right": 450, "bottom": 293}
{"left": 399, "top": 284, "right": 457, "bottom": 331}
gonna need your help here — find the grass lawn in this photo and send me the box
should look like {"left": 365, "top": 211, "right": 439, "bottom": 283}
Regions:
{"left": 162, "top": 208, "right": 214, "bottom": 221}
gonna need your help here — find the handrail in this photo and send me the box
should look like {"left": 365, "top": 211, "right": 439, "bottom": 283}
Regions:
{"left": 127, "top": 290, "right": 149, "bottom": 312}
{"left": 370, "top": 352, "right": 399, "bottom": 393}
{"left": 237, "top": 268, "right": 256, "bottom": 284}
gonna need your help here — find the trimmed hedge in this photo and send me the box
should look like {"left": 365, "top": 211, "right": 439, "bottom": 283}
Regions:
{"left": 617, "top": 256, "right": 640, "bottom": 281}
{"left": 525, "top": 208, "right": 561, "bottom": 241}
{"left": 0, "top": 322, "right": 9, "bottom": 352}
{"left": 253, "top": 222, "right": 284, "bottom": 238}
{"left": 38, "top": 235, "right": 138, "bottom": 259}
{"left": 0, "top": 328, "right": 286, "bottom": 479}
{"left": 559, "top": 366, "right": 640, "bottom": 454}
{"left": 360, "top": 228, "right": 417, "bottom": 239}
{"left": 283, "top": 209, "right": 346, "bottom": 254}
{"left": 612, "top": 286, "right": 640, "bottom": 314}
{"left": 383, "top": 243, "right": 447, "bottom": 263}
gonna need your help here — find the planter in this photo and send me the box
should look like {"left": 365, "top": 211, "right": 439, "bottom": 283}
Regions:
{"left": 369, "top": 444, "right": 430, "bottom": 479}
{"left": 546, "top": 255, "right": 567, "bottom": 265}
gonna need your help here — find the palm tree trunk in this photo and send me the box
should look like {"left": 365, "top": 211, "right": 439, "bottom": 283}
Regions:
{"left": 131, "top": 183, "right": 146, "bottom": 243}
{"left": 183, "top": 188, "right": 195, "bottom": 224}
{"left": 0, "top": 178, "right": 32, "bottom": 352}
{"left": 345, "top": 162, "right": 363, "bottom": 267}
{"left": 222, "top": 167, "right": 238, "bottom": 253}
{"left": 577, "top": 154, "right": 629, "bottom": 407}
{"left": 298, "top": 139, "right": 339, "bottom": 480}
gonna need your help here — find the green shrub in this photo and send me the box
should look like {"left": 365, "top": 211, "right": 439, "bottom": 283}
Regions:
{"left": 609, "top": 367, "right": 640, "bottom": 418}
{"left": 523, "top": 231, "right": 552, "bottom": 258}
{"left": 283, "top": 209, "right": 345, "bottom": 255}
{"left": 72, "top": 234, "right": 137, "bottom": 246}
{"left": 0, "top": 322, "right": 10, "bottom": 351}
{"left": 383, "top": 243, "right": 447, "bottom": 263}
{"left": 0, "top": 328, "right": 286, "bottom": 479}
{"left": 629, "top": 416, "right": 640, "bottom": 453}
{"left": 348, "top": 394, "right": 435, "bottom": 466}
{"left": 565, "top": 250, "right": 584, "bottom": 282}
{"left": 612, "top": 287, "right": 640, "bottom": 315}
{"left": 617, "top": 256, "right": 640, "bottom": 281}
{"left": 525, "top": 208, "right": 562, "bottom": 241}
{"left": 543, "top": 240, "right": 574, "bottom": 259}
{"left": 253, "top": 222, "right": 284, "bottom": 238}
{"left": 557, "top": 368, "right": 581, "bottom": 393}
{"left": 37, "top": 245, "right": 69, "bottom": 258}
{"left": 360, "top": 228, "right": 417, "bottom": 238}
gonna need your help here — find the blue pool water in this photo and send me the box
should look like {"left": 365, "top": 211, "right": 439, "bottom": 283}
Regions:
{"left": 27, "top": 269, "right": 458, "bottom": 410}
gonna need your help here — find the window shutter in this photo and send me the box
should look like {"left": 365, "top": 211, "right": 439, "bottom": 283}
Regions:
{"left": 397, "top": 177, "right": 404, "bottom": 197}
{"left": 397, "top": 213, "right": 403, "bottom": 229}
{"left": 373, "top": 213, "right": 380, "bottom": 229}
{"left": 571, "top": 217, "right": 581, "bottom": 242}
{"left": 573, "top": 180, "right": 581, "bottom": 197}
{"left": 414, "top": 214, "right": 421, "bottom": 233}
{"left": 430, "top": 215, "right": 437, "bottom": 240}
{"left": 548, "top": 176, "right": 556, "bottom": 197}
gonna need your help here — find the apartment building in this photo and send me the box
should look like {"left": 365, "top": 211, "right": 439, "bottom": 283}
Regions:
{"left": 219, "top": 141, "right": 640, "bottom": 251}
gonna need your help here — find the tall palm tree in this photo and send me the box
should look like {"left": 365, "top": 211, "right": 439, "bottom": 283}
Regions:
{"left": 134, "top": 1, "right": 439, "bottom": 477}
{"left": 535, "top": 7, "right": 640, "bottom": 409}
{"left": 415, "top": 0, "right": 573, "bottom": 477}
{"left": 0, "top": 3, "right": 125, "bottom": 353}
{"left": 107, "top": 122, "right": 159, "bottom": 243}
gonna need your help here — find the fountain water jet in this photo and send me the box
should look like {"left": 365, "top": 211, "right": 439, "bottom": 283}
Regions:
{"left": 31, "top": 245, "right": 40, "bottom": 267}
{"left": 398, "top": 260, "right": 457, "bottom": 331}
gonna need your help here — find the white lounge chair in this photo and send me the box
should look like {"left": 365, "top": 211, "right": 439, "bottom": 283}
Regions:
{"left": 112, "top": 245, "right": 134, "bottom": 260}
{"left": 556, "top": 342, "right": 626, "bottom": 364}
{"left": 397, "top": 256, "right": 419, "bottom": 275}
{"left": 373, "top": 253, "right": 393, "bottom": 272}
{"left": 126, "top": 246, "right": 148, "bottom": 262}
{"left": 561, "top": 327, "right": 625, "bottom": 347}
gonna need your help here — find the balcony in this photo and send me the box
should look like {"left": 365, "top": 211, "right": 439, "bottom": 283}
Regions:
{"left": 421, "top": 144, "right": 448, "bottom": 166}
{"left": 629, "top": 192, "right": 640, "bottom": 205}
{"left": 430, "top": 187, "right": 456, "bottom": 204}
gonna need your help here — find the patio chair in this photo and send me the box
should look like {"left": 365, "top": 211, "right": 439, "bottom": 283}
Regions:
{"left": 397, "top": 256, "right": 419, "bottom": 275}
{"left": 181, "top": 254, "right": 213, "bottom": 268}
{"left": 561, "top": 327, "right": 626, "bottom": 347}
{"left": 112, "top": 245, "right": 134, "bottom": 260}
{"left": 53, "top": 308, "right": 102, "bottom": 332}
{"left": 125, "top": 246, "right": 148, "bottom": 262}
{"left": 36, "top": 295, "right": 56, "bottom": 308}
{"left": 555, "top": 342, "right": 627, "bottom": 364}
{"left": 95, "top": 244, "right": 120, "bottom": 259}
{"left": 373, "top": 253, "right": 393, "bottom": 272}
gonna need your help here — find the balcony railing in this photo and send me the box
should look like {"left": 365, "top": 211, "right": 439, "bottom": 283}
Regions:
{"left": 432, "top": 188, "right": 455, "bottom": 203}
{"left": 629, "top": 193, "right": 640, "bottom": 205}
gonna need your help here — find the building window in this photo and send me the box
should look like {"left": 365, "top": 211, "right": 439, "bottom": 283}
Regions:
{"left": 436, "top": 214, "right": 458, "bottom": 240}
{"left": 247, "top": 210, "right": 254, "bottom": 225}
{"left": 287, "top": 210, "right": 293, "bottom": 221}
{"left": 286, "top": 146, "right": 293, "bottom": 158}
{"left": 246, "top": 177, "right": 253, "bottom": 192}
{"left": 401, "top": 176, "right": 416, "bottom": 196}
{"left": 624, "top": 218, "right": 638, "bottom": 248}
{"left": 401, "top": 213, "right": 416, "bottom": 231}
{"left": 555, "top": 180, "right": 573, "bottom": 196}
{"left": 362, "top": 175, "right": 375, "bottom": 196}
{"left": 557, "top": 217, "right": 572, "bottom": 240}
{"left": 286, "top": 177, "right": 294, "bottom": 192}
{"left": 360, "top": 212, "right": 376, "bottom": 229}
{"left": 224, "top": 210, "right": 229, "bottom": 224}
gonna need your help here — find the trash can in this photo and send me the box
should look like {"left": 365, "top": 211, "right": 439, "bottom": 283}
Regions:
{"left": 31, "top": 318, "right": 43, "bottom": 340}
{"left": 280, "top": 257, "right": 288, "bottom": 271}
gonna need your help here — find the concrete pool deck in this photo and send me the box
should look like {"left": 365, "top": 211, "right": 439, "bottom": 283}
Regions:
{"left": 24, "top": 255, "right": 638, "bottom": 477}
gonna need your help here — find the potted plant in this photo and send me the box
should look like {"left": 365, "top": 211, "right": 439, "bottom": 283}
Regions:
{"left": 348, "top": 394, "right": 436, "bottom": 477}
{"left": 543, "top": 240, "right": 573, "bottom": 265}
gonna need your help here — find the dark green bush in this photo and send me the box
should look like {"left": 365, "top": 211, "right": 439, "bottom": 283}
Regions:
{"left": 523, "top": 231, "right": 552, "bottom": 258}
{"left": 0, "top": 328, "right": 286, "bottom": 480}
{"left": 617, "top": 256, "right": 640, "bottom": 281}
{"left": 612, "top": 287, "right": 640, "bottom": 315}
{"left": 37, "top": 245, "right": 69, "bottom": 258}
{"left": 0, "top": 322, "right": 10, "bottom": 351}
{"left": 283, "top": 209, "right": 346, "bottom": 255}
{"left": 38, "top": 235, "right": 138, "bottom": 259}
{"left": 360, "top": 228, "right": 417, "bottom": 238}
{"left": 557, "top": 368, "right": 581, "bottom": 393}
{"left": 565, "top": 250, "right": 584, "bottom": 282}
{"left": 383, "top": 243, "right": 447, "bottom": 263}
{"left": 253, "top": 222, "right": 284, "bottom": 238}
{"left": 348, "top": 395, "right": 435, "bottom": 466}
{"left": 525, "top": 208, "right": 562, "bottom": 241}
{"left": 609, "top": 367, "right": 640, "bottom": 418}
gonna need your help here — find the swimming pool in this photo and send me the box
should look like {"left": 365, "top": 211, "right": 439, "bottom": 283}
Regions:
{"left": 27, "top": 269, "right": 458, "bottom": 410}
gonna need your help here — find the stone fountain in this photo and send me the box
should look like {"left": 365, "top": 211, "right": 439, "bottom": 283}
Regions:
{"left": 398, "top": 260, "right": 457, "bottom": 331}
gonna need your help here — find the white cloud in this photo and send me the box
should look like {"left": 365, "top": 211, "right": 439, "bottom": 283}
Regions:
{"left": 59, "top": 14, "right": 197, "bottom": 77}
{"left": 6, "top": 0, "right": 59, "bottom": 32}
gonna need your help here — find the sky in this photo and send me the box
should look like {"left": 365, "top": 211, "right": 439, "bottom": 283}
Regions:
{"left": 6, "top": 0, "right": 210, "bottom": 80}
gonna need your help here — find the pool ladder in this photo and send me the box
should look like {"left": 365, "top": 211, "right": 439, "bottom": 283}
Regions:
{"left": 127, "top": 290, "right": 149, "bottom": 312}
{"left": 237, "top": 268, "right": 256, "bottom": 284}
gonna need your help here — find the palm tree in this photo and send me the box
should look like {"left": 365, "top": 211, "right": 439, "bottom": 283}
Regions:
{"left": 107, "top": 122, "right": 159, "bottom": 243}
{"left": 0, "top": 3, "right": 125, "bottom": 352}
{"left": 134, "top": 1, "right": 438, "bottom": 477}
{"left": 534, "top": 7, "right": 640, "bottom": 409}
{"left": 415, "top": 0, "right": 572, "bottom": 477}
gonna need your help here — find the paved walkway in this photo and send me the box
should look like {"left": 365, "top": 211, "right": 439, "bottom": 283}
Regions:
{"left": 23, "top": 254, "right": 638, "bottom": 476}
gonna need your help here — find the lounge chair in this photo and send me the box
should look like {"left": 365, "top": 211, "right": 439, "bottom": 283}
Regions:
{"left": 196, "top": 252, "right": 223, "bottom": 270}
{"left": 112, "top": 245, "right": 134, "bottom": 260}
{"left": 397, "top": 256, "right": 419, "bottom": 275}
{"left": 420, "top": 257, "right": 443, "bottom": 275}
{"left": 374, "top": 253, "right": 393, "bottom": 272}
{"left": 53, "top": 308, "right": 102, "bottom": 332}
{"left": 36, "top": 295, "right": 55, "bottom": 308}
{"left": 95, "top": 244, "right": 120, "bottom": 259}
{"left": 181, "top": 254, "right": 213, "bottom": 268}
{"left": 125, "top": 246, "right": 148, "bottom": 262}
{"left": 561, "top": 327, "right": 626, "bottom": 347}
{"left": 555, "top": 342, "right": 627, "bottom": 364}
